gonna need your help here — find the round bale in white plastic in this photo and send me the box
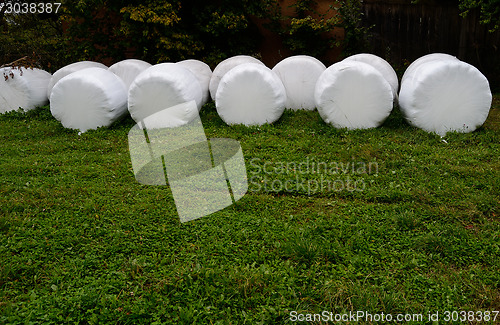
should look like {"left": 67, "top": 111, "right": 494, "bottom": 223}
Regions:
{"left": 401, "top": 53, "right": 458, "bottom": 85}
{"left": 315, "top": 61, "right": 394, "bottom": 129}
{"left": 215, "top": 63, "right": 286, "bottom": 126}
{"left": 47, "top": 61, "right": 107, "bottom": 99}
{"left": 343, "top": 53, "right": 399, "bottom": 99}
{"left": 272, "top": 55, "right": 326, "bottom": 110}
{"left": 209, "top": 55, "right": 265, "bottom": 101}
{"left": 399, "top": 59, "right": 492, "bottom": 136}
{"left": 177, "top": 59, "right": 212, "bottom": 106}
{"left": 0, "top": 67, "right": 52, "bottom": 113}
{"left": 50, "top": 67, "right": 128, "bottom": 132}
{"left": 108, "top": 59, "right": 152, "bottom": 91}
{"left": 128, "top": 63, "right": 203, "bottom": 124}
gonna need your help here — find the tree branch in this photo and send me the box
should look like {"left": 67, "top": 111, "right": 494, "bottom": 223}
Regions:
{"left": 0, "top": 56, "right": 28, "bottom": 68}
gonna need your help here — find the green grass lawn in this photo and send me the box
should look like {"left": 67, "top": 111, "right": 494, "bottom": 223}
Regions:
{"left": 0, "top": 97, "right": 499, "bottom": 324}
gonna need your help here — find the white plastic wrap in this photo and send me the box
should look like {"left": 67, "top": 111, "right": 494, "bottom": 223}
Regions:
{"left": 47, "top": 61, "right": 107, "bottom": 98}
{"left": 177, "top": 59, "right": 212, "bottom": 106}
{"left": 343, "top": 53, "right": 399, "bottom": 98}
{"left": 108, "top": 59, "right": 152, "bottom": 91}
{"left": 401, "top": 53, "right": 458, "bottom": 85}
{"left": 128, "top": 63, "right": 203, "bottom": 125}
{"left": 271, "top": 55, "right": 326, "bottom": 110}
{"left": 136, "top": 100, "right": 200, "bottom": 129}
{"left": 209, "top": 55, "right": 265, "bottom": 101}
{"left": 215, "top": 63, "right": 286, "bottom": 126}
{"left": 399, "top": 59, "right": 492, "bottom": 135}
{"left": 50, "top": 67, "right": 128, "bottom": 132}
{"left": 315, "top": 61, "right": 394, "bottom": 129}
{"left": 0, "top": 67, "right": 52, "bottom": 113}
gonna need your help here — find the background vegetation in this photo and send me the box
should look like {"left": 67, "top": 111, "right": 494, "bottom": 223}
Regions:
{"left": 1, "top": 0, "right": 498, "bottom": 70}
{"left": 0, "top": 0, "right": 389, "bottom": 69}
{"left": 458, "top": 0, "right": 500, "bottom": 31}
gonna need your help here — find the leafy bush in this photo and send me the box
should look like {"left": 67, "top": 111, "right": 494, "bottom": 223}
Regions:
{"left": 1, "top": 0, "right": 372, "bottom": 70}
{"left": 459, "top": 0, "right": 500, "bottom": 31}
{"left": 272, "top": 0, "right": 370, "bottom": 58}
{"left": 0, "top": 1, "right": 65, "bottom": 70}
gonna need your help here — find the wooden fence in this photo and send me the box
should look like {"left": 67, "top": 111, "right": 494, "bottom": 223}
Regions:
{"left": 360, "top": 0, "right": 500, "bottom": 89}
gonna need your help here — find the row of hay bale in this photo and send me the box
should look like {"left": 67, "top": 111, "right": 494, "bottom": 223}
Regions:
{"left": 0, "top": 53, "right": 492, "bottom": 135}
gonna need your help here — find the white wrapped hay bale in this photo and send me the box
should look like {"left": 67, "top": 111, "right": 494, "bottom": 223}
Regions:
{"left": 343, "top": 53, "right": 399, "bottom": 98}
{"left": 399, "top": 59, "right": 492, "bottom": 136}
{"left": 108, "top": 59, "right": 152, "bottom": 91}
{"left": 401, "top": 53, "right": 458, "bottom": 85}
{"left": 271, "top": 55, "right": 326, "bottom": 110}
{"left": 215, "top": 63, "right": 286, "bottom": 126}
{"left": 47, "top": 61, "right": 107, "bottom": 99}
{"left": 0, "top": 67, "right": 52, "bottom": 113}
{"left": 135, "top": 100, "right": 200, "bottom": 130}
{"left": 177, "top": 59, "right": 212, "bottom": 106}
{"left": 315, "top": 61, "right": 394, "bottom": 129}
{"left": 209, "top": 55, "right": 265, "bottom": 101}
{"left": 50, "top": 67, "right": 128, "bottom": 132}
{"left": 128, "top": 63, "right": 203, "bottom": 125}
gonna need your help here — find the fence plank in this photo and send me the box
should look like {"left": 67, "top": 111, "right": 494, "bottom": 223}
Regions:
{"left": 361, "top": 0, "right": 500, "bottom": 89}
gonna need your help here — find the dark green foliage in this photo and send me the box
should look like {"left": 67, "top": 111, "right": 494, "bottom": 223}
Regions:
{"left": 0, "top": 1, "right": 65, "bottom": 70}
{"left": 459, "top": 0, "right": 500, "bottom": 31}
{"left": 336, "top": 0, "right": 372, "bottom": 56}
{"left": 1, "top": 0, "right": 372, "bottom": 70}
{"left": 60, "top": 0, "right": 274, "bottom": 66}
